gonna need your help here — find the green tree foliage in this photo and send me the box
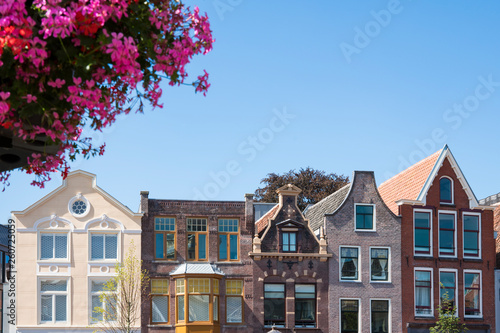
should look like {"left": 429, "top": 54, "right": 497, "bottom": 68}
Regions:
{"left": 254, "top": 167, "right": 349, "bottom": 211}
{"left": 92, "top": 242, "right": 149, "bottom": 333}
{"left": 430, "top": 290, "right": 468, "bottom": 333}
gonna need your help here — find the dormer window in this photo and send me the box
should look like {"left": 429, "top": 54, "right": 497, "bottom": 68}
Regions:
{"left": 440, "top": 177, "right": 453, "bottom": 204}
{"left": 282, "top": 232, "right": 297, "bottom": 252}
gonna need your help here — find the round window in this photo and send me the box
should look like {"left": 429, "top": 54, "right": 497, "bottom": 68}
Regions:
{"left": 72, "top": 200, "right": 87, "bottom": 215}
{"left": 68, "top": 194, "right": 90, "bottom": 217}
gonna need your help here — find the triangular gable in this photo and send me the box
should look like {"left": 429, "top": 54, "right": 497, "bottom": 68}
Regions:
{"left": 276, "top": 219, "right": 304, "bottom": 228}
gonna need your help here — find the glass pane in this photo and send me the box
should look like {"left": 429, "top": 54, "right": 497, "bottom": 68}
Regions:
{"left": 295, "top": 284, "right": 315, "bottom": 298}
{"left": 152, "top": 279, "right": 169, "bottom": 294}
{"left": 40, "top": 234, "right": 53, "bottom": 259}
{"left": 371, "top": 258, "right": 388, "bottom": 281}
{"left": 341, "top": 300, "right": 358, "bottom": 332}
{"left": 341, "top": 258, "right": 358, "bottom": 279}
{"left": 54, "top": 235, "right": 67, "bottom": 259}
{"left": 295, "top": 299, "right": 315, "bottom": 326}
{"left": 55, "top": 295, "right": 66, "bottom": 321}
{"left": 371, "top": 300, "right": 389, "bottom": 333}
{"left": 415, "top": 271, "right": 431, "bottom": 285}
{"left": 440, "top": 178, "right": 452, "bottom": 201}
{"left": 41, "top": 280, "right": 67, "bottom": 292}
{"left": 219, "top": 234, "right": 227, "bottom": 260}
{"left": 439, "top": 214, "right": 455, "bottom": 229}
{"left": 265, "top": 284, "right": 285, "bottom": 298}
{"left": 91, "top": 281, "right": 107, "bottom": 292}
{"left": 155, "top": 217, "right": 175, "bottom": 231}
{"left": 91, "top": 235, "right": 104, "bottom": 260}
{"left": 176, "top": 279, "right": 185, "bottom": 294}
{"left": 177, "top": 296, "right": 185, "bottom": 321}
{"left": 92, "top": 294, "right": 103, "bottom": 321}
{"left": 105, "top": 234, "right": 117, "bottom": 259}
{"left": 464, "top": 215, "right": 479, "bottom": 231}
{"left": 415, "top": 212, "right": 430, "bottom": 228}
{"left": 464, "top": 231, "right": 478, "bottom": 255}
{"left": 465, "top": 273, "right": 480, "bottom": 288}
{"left": 213, "top": 295, "right": 218, "bottom": 321}
{"left": 41, "top": 295, "right": 52, "bottom": 321}
{"left": 152, "top": 296, "right": 169, "bottom": 322}
{"left": 439, "top": 230, "right": 454, "bottom": 253}
{"left": 356, "top": 205, "right": 373, "bottom": 214}
{"left": 166, "top": 234, "right": 175, "bottom": 260}
{"left": 283, "top": 233, "right": 289, "bottom": 252}
{"left": 155, "top": 233, "right": 164, "bottom": 259}
{"left": 198, "top": 234, "right": 206, "bottom": 260}
{"left": 188, "top": 295, "right": 209, "bottom": 321}
{"left": 289, "top": 233, "right": 296, "bottom": 252}
{"left": 226, "top": 280, "right": 243, "bottom": 295}
{"left": 227, "top": 296, "right": 242, "bottom": 323}
{"left": 264, "top": 299, "right": 285, "bottom": 322}
{"left": 415, "top": 229, "right": 430, "bottom": 252}
{"left": 187, "top": 234, "right": 196, "bottom": 260}
{"left": 230, "top": 234, "right": 238, "bottom": 260}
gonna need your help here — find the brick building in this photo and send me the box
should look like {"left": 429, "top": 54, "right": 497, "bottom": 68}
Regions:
{"left": 305, "top": 171, "right": 402, "bottom": 333}
{"left": 379, "top": 145, "right": 495, "bottom": 333}
{"left": 249, "top": 184, "right": 331, "bottom": 332}
{"left": 140, "top": 192, "right": 257, "bottom": 333}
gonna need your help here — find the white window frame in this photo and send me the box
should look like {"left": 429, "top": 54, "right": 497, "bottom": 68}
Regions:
{"left": 438, "top": 210, "right": 457, "bottom": 258}
{"left": 38, "top": 232, "right": 70, "bottom": 262}
{"left": 369, "top": 247, "right": 391, "bottom": 283}
{"left": 89, "top": 232, "right": 120, "bottom": 262}
{"left": 439, "top": 176, "right": 454, "bottom": 205}
{"left": 370, "top": 298, "right": 391, "bottom": 333}
{"left": 463, "top": 269, "right": 482, "bottom": 319}
{"left": 89, "top": 278, "right": 117, "bottom": 324}
{"left": 414, "top": 267, "right": 433, "bottom": 317}
{"left": 354, "top": 203, "right": 376, "bottom": 232}
{"left": 339, "top": 298, "right": 361, "bottom": 333}
{"left": 413, "top": 208, "right": 433, "bottom": 257}
{"left": 39, "top": 278, "right": 70, "bottom": 324}
{"left": 439, "top": 268, "right": 458, "bottom": 316}
{"left": 339, "top": 246, "right": 361, "bottom": 282}
{"left": 462, "top": 212, "right": 481, "bottom": 259}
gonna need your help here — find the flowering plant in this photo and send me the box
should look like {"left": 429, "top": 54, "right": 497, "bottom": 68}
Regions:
{"left": 0, "top": 0, "right": 213, "bottom": 187}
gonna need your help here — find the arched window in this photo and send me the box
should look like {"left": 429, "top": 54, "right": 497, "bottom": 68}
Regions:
{"left": 439, "top": 177, "right": 453, "bottom": 203}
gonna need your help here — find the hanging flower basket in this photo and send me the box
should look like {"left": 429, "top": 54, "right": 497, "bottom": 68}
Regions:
{"left": 0, "top": 0, "right": 213, "bottom": 187}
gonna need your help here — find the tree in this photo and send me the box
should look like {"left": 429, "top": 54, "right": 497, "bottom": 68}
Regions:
{"left": 0, "top": 0, "right": 213, "bottom": 188}
{"left": 92, "top": 242, "right": 149, "bottom": 333}
{"left": 254, "top": 167, "right": 349, "bottom": 211}
{"left": 430, "top": 290, "right": 468, "bottom": 333}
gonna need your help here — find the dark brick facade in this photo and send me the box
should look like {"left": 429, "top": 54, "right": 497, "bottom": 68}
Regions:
{"left": 399, "top": 157, "right": 496, "bottom": 333}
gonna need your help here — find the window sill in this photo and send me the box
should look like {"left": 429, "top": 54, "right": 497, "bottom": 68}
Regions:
{"left": 148, "top": 324, "right": 174, "bottom": 327}
{"left": 354, "top": 229, "right": 377, "bottom": 232}
{"left": 370, "top": 280, "right": 391, "bottom": 284}
{"left": 464, "top": 316, "right": 484, "bottom": 321}
{"left": 440, "top": 203, "right": 455, "bottom": 207}
{"left": 215, "top": 261, "right": 243, "bottom": 265}
{"left": 413, "top": 255, "right": 434, "bottom": 260}
{"left": 152, "top": 260, "right": 180, "bottom": 264}
{"left": 463, "top": 258, "right": 482, "bottom": 262}
{"left": 438, "top": 256, "right": 458, "bottom": 261}
{"left": 414, "top": 315, "right": 435, "bottom": 320}
{"left": 339, "top": 279, "right": 362, "bottom": 283}
{"left": 223, "top": 324, "right": 247, "bottom": 327}
{"left": 37, "top": 260, "right": 70, "bottom": 264}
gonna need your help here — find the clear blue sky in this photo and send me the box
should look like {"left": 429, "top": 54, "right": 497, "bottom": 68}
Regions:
{"left": 3, "top": 0, "right": 500, "bottom": 218}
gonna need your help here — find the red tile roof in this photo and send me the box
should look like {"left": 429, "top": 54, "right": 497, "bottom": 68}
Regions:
{"left": 255, "top": 204, "right": 279, "bottom": 234}
{"left": 378, "top": 149, "right": 442, "bottom": 215}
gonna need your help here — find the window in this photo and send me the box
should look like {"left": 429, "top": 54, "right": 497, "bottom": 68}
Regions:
{"left": 264, "top": 284, "right": 285, "bottom": 327}
{"left": 91, "top": 234, "right": 118, "bottom": 260}
{"left": 186, "top": 218, "right": 207, "bottom": 261}
{"left": 151, "top": 279, "right": 169, "bottom": 323}
{"left": 218, "top": 219, "right": 239, "bottom": 261}
{"left": 439, "top": 270, "right": 457, "bottom": 314}
{"left": 226, "top": 280, "right": 243, "bottom": 323}
{"left": 295, "top": 284, "right": 315, "bottom": 328}
{"left": 464, "top": 271, "right": 481, "bottom": 317}
{"left": 463, "top": 214, "right": 480, "bottom": 258}
{"left": 414, "top": 210, "right": 431, "bottom": 255}
{"left": 355, "top": 204, "right": 374, "bottom": 230}
{"left": 40, "top": 279, "right": 67, "bottom": 323}
{"left": 340, "top": 247, "right": 359, "bottom": 281}
{"left": 155, "top": 217, "right": 176, "bottom": 260}
{"left": 188, "top": 278, "right": 210, "bottom": 321}
{"left": 439, "top": 212, "right": 456, "bottom": 256}
{"left": 371, "top": 300, "right": 389, "bottom": 333}
{"left": 440, "top": 177, "right": 453, "bottom": 203}
{"left": 415, "top": 269, "right": 432, "bottom": 316}
{"left": 90, "top": 280, "right": 116, "bottom": 322}
{"left": 282, "top": 232, "right": 297, "bottom": 252}
{"left": 40, "top": 233, "right": 67, "bottom": 260}
{"left": 340, "top": 299, "right": 359, "bottom": 333}
{"left": 213, "top": 279, "right": 219, "bottom": 322}
{"left": 370, "top": 248, "right": 389, "bottom": 282}
{"left": 176, "top": 279, "right": 185, "bottom": 322}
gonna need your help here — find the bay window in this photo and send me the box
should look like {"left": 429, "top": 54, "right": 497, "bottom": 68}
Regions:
{"left": 175, "top": 277, "right": 220, "bottom": 324}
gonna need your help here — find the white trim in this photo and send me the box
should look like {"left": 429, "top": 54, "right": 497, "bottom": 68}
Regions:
{"left": 339, "top": 246, "right": 361, "bottom": 282}
{"left": 439, "top": 268, "right": 459, "bottom": 316}
{"left": 414, "top": 267, "right": 434, "bottom": 317}
{"left": 462, "top": 212, "right": 482, "bottom": 259}
{"left": 463, "top": 269, "right": 483, "bottom": 319}
{"left": 68, "top": 193, "right": 91, "bottom": 218}
{"left": 369, "top": 246, "right": 391, "bottom": 283}
{"left": 88, "top": 277, "right": 115, "bottom": 324}
{"left": 88, "top": 230, "right": 121, "bottom": 263}
{"left": 26, "top": 215, "right": 75, "bottom": 232}
{"left": 439, "top": 176, "right": 454, "bottom": 205}
{"left": 413, "top": 209, "right": 433, "bottom": 257}
{"left": 354, "top": 203, "right": 376, "bottom": 232}
{"left": 37, "top": 263, "right": 71, "bottom": 276}
{"left": 339, "top": 298, "right": 361, "bottom": 333}
{"left": 369, "top": 298, "right": 391, "bottom": 333}
{"left": 87, "top": 263, "right": 117, "bottom": 277}
{"left": 438, "top": 210, "right": 457, "bottom": 258}
{"left": 38, "top": 277, "right": 71, "bottom": 325}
